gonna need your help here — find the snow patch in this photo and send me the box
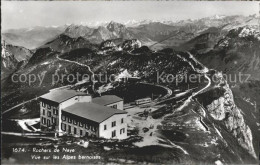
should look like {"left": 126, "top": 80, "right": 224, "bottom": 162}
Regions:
{"left": 115, "top": 69, "right": 132, "bottom": 81}
{"left": 15, "top": 118, "right": 40, "bottom": 132}
{"left": 238, "top": 26, "right": 260, "bottom": 40}
{"left": 41, "top": 61, "right": 50, "bottom": 65}
{"left": 215, "top": 160, "right": 223, "bottom": 165}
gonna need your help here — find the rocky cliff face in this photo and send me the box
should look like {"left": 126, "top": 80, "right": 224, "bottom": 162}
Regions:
{"left": 106, "top": 21, "right": 133, "bottom": 39}
{"left": 1, "top": 41, "right": 19, "bottom": 71}
{"left": 205, "top": 72, "right": 257, "bottom": 159}
{"left": 1, "top": 41, "right": 33, "bottom": 79}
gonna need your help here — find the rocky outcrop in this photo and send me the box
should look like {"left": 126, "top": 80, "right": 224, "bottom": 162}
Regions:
{"left": 122, "top": 39, "right": 142, "bottom": 52}
{"left": 1, "top": 40, "right": 32, "bottom": 79}
{"left": 1, "top": 41, "right": 19, "bottom": 71}
{"left": 100, "top": 40, "right": 117, "bottom": 50}
{"left": 205, "top": 73, "right": 257, "bottom": 159}
{"left": 106, "top": 21, "right": 133, "bottom": 39}
{"left": 98, "top": 40, "right": 121, "bottom": 54}
{"left": 42, "top": 34, "right": 96, "bottom": 53}
{"left": 87, "top": 22, "right": 134, "bottom": 44}
{"left": 238, "top": 26, "right": 260, "bottom": 41}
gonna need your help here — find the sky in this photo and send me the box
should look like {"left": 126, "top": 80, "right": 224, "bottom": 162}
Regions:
{"left": 2, "top": 1, "right": 259, "bottom": 30}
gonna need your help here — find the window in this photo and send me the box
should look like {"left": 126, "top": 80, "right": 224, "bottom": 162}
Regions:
{"left": 42, "top": 102, "right": 46, "bottom": 107}
{"left": 120, "top": 128, "right": 125, "bottom": 134}
{"left": 112, "top": 130, "right": 116, "bottom": 138}
{"left": 41, "top": 117, "right": 46, "bottom": 124}
{"left": 68, "top": 125, "right": 71, "bottom": 133}
{"left": 104, "top": 125, "right": 107, "bottom": 130}
{"left": 79, "top": 122, "right": 83, "bottom": 127}
{"left": 111, "top": 104, "right": 117, "bottom": 109}
{"left": 47, "top": 119, "right": 50, "bottom": 127}
{"left": 112, "top": 121, "right": 116, "bottom": 127}
{"left": 121, "top": 118, "right": 124, "bottom": 124}
{"left": 85, "top": 123, "right": 89, "bottom": 129}
{"left": 42, "top": 109, "right": 45, "bottom": 116}
{"left": 68, "top": 118, "right": 72, "bottom": 123}
{"left": 80, "top": 130, "right": 83, "bottom": 136}
{"left": 62, "top": 115, "right": 66, "bottom": 121}
{"left": 74, "top": 127, "right": 77, "bottom": 134}
{"left": 73, "top": 120, "right": 77, "bottom": 125}
{"left": 47, "top": 104, "right": 51, "bottom": 109}
{"left": 52, "top": 117, "right": 56, "bottom": 124}
{"left": 53, "top": 108, "right": 58, "bottom": 115}
{"left": 47, "top": 111, "right": 51, "bottom": 117}
{"left": 61, "top": 123, "right": 66, "bottom": 131}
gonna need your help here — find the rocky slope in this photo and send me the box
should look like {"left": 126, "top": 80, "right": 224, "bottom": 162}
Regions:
{"left": 99, "top": 40, "right": 120, "bottom": 53}
{"left": 64, "top": 24, "right": 94, "bottom": 38}
{"left": 40, "top": 34, "right": 97, "bottom": 53}
{"left": 179, "top": 27, "right": 224, "bottom": 53}
{"left": 98, "top": 39, "right": 143, "bottom": 54}
{"left": 196, "top": 25, "right": 260, "bottom": 80}
{"left": 1, "top": 41, "right": 33, "bottom": 79}
{"left": 1, "top": 42, "right": 19, "bottom": 78}
{"left": 121, "top": 39, "right": 142, "bottom": 52}
{"left": 197, "top": 72, "right": 257, "bottom": 159}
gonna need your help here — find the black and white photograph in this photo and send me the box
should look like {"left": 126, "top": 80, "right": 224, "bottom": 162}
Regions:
{"left": 1, "top": 1, "right": 260, "bottom": 164}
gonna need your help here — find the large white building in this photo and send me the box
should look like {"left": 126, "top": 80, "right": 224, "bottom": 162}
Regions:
{"left": 39, "top": 89, "right": 127, "bottom": 139}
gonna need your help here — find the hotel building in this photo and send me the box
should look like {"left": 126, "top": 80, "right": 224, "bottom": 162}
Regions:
{"left": 39, "top": 89, "right": 127, "bottom": 139}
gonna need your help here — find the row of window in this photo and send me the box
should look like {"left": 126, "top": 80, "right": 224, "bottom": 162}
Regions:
{"left": 60, "top": 124, "right": 125, "bottom": 138}
{"left": 42, "top": 102, "right": 58, "bottom": 111}
{"left": 104, "top": 118, "right": 124, "bottom": 130}
{"left": 61, "top": 117, "right": 125, "bottom": 131}
{"left": 61, "top": 123, "right": 97, "bottom": 132}
{"left": 61, "top": 123, "right": 97, "bottom": 135}
{"left": 42, "top": 109, "right": 58, "bottom": 117}
{"left": 41, "top": 117, "right": 57, "bottom": 127}
{"left": 62, "top": 116, "right": 85, "bottom": 126}
{"left": 112, "top": 128, "right": 125, "bottom": 138}
{"left": 110, "top": 104, "right": 117, "bottom": 109}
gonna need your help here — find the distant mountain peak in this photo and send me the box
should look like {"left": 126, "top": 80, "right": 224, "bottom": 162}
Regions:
{"left": 107, "top": 21, "right": 126, "bottom": 31}
{"left": 64, "top": 24, "right": 94, "bottom": 38}
{"left": 211, "top": 14, "right": 226, "bottom": 20}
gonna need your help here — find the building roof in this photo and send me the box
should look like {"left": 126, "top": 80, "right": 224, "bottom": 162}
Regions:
{"left": 62, "top": 102, "right": 127, "bottom": 123}
{"left": 40, "top": 89, "right": 88, "bottom": 103}
{"left": 92, "top": 95, "right": 123, "bottom": 106}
